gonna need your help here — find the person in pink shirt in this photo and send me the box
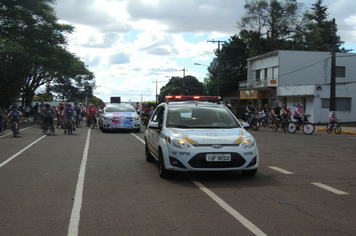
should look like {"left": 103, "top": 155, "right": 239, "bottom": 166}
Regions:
{"left": 293, "top": 104, "right": 304, "bottom": 127}
{"left": 328, "top": 111, "right": 340, "bottom": 126}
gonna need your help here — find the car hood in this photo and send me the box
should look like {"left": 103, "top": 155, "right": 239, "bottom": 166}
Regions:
{"left": 167, "top": 128, "right": 250, "bottom": 145}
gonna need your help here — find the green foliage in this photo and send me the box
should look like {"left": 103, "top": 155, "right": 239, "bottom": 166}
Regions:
{"left": 141, "top": 101, "right": 157, "bottom": 109}
{"left": 89, "top": 96, "right": 104, "bottom": 107}
{"left": 33, "top": 93, "right": 54, "bottom": 102}
{"left": 158, "top": 76, "right": 204, "bottom": 103}
{"left": 0, "top": 0, "right": 95, "bottom": 107}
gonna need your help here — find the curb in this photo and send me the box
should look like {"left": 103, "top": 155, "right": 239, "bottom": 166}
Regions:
{"left": 318, "top": 128, "right": 356, "bottom": 135}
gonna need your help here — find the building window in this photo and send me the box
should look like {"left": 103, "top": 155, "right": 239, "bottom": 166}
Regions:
{"left": 335, "top": 66, "right": 345, "bottom": 77}
{"left": 321, "top": 98, "right": 351, "bottom": 111}
{"left": 255, "top": 70, "right": 261, "bottom": 80}
{"left": 264, "top": 68, "right": 268, "bottom": 80}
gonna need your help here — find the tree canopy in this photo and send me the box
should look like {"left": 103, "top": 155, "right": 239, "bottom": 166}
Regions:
{"left": 0, "top": 0, "right": 95, "bottom": 107}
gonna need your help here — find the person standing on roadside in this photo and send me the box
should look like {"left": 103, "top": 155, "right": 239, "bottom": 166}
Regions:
{"left": 24, "top": 105, "right": 30, "bottom": 121}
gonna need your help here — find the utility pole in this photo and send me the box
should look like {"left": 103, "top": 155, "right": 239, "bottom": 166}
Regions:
{"left": 207, "top": 40, "right": 226, "bottom": 96}
{"left": 152, "top": 79, "right": 169, "bottom": 106}
{"left": 176, "top": 67, "right": 188, "bottom": 94}
{"left": 330, "top": 18, "right": 336, "bottom": 112}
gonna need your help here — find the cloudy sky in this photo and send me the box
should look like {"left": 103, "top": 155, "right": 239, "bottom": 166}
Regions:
{"left": 51, "top": 0, "right": 356, "bottom": 103}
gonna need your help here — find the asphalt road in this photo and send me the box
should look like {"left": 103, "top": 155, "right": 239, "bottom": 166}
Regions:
{"left": 0, "top": 120, "right": 355, "bottom": 236}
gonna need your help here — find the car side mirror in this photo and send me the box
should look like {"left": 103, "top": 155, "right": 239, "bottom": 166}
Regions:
{"left": 241, "top": 122, "right": 250, "bottom": 129}
{"left": 148, "top": 123, "right": 159, "bottom": 129}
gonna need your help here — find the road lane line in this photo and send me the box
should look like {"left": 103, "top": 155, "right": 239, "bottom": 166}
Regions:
{"left": 132, "top": 133, "right": 267, "bottom": 236}
{"left": 131, "top": 133, "right": 145, "bottom": 144}
{"left": 0, "top": 125, "right": 37, "bottom": 139}
{"left": 268, "top": 166, "right": 294, "bottom": 175}
{"left": 67, "top": 128, "right": 91, "bottom": 236}
{"left": 0, "top": 134, "right": 47, "bottom": 169}
{"left": 188, "top": 176, "right": 268, "bottom": 236}
{"left": 311, "top": 182, "right": 349, "bottom": 195}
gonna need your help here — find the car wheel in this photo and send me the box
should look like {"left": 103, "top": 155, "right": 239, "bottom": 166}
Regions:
{"left": 159, "top": 150, "right": 170, "bottom": 178}
{"left": 242, "top": 168, "right": 257, "bottom": 176}
{"left": 145, "top": 141, "right": 154, "bottom": 163}
{"left": 101, "top": 127, "right": 106, "bottom": 133}
{"left": 135, "top": 127, "right": 140, "bottom": 132}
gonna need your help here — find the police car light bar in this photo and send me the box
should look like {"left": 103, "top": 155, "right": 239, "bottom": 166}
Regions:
{"left": 165, "top": 95, "right": 221, "bottom": 101}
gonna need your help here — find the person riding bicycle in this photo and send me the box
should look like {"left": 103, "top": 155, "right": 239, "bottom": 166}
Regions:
{"left": 281, "top": 104, "right": 292, "bottom": 121}
{"left": 86, "top": 104, "right": 98, "bottom": 127}
{"left": 57, "top": 104, "right": 65, "bottom": 128}
{"left": 63, "top": 103, "right": 76, "bottom": 134}
{"left": 328, "top": 111, "right": 340, "bottom": 127}
{"left": 271, "top": 102, "right": 282, "bottom": 126}
{"left": 73, "top": 101, "right": 82, "bottom": 126}
{"left": 0, "top": 107, "right": 5, "bottom": 132}
{"left": 293, "top": 104, "right": 305, "bottom": 128}
{"left": 245, "top": 102, "right": 257, "bottom": 122}
{"left": 8, "top": 106, "right": 22, "bottom": 134}
{"left": 41, "top": 104, "right": 55, "bottom": 133}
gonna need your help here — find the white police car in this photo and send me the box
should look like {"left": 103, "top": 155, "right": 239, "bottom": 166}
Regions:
{"left": 144, "top": 95, "right": 259, "bottom": 178}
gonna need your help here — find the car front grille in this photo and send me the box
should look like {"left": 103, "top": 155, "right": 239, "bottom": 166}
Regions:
{"left": 188, "top": 153, "right": 246, "bottom": 168}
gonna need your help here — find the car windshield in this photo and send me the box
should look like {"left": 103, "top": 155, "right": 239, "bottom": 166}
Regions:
{"left": 105, "top": 105, "right": 135, "bottom": 113}
{"left": 167, "top": 106, "right": 241, "bottom": 128}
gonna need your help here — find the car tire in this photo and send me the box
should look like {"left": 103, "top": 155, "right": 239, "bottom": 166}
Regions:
{"left": 159, "top": 150, "right": 170, "bottom": 178}
{"left": 102, "top": 128, "right": 106, "bottom": 133}
{"left": 135, "top": 127, "right": 140, "bottom": 133}
{"left": 145, "top": 141, "right": 155, "bottom": 163}
{"left": 242, "top": 168, "right": 257, "bottom": 176}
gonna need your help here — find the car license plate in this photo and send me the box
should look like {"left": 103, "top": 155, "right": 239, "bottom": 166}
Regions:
{"left": 206, "top": 154, "right": 231, "bottom": 162}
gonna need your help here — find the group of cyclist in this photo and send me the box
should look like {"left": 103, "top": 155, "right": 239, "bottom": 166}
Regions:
{"left": 243, "top": 101, "right": 339, "bottom": 129}
{"left": 244, "top": 101, "right": 306, "bottom": 129}
{"left": 0, "top": 101, "right": 101, "bottom": 135}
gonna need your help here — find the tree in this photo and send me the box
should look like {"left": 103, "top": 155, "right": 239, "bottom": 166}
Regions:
{"left": 237, "top": 0, "right": 306, "bottom": 52}
{"left": 158, "top": 76, "right": 204, "bottom": 103}
{"left": 33, "top": 93, "right": 54, "bottom": 102}
{"left": 88, "top": 96, "right": 104, "bottom": 107}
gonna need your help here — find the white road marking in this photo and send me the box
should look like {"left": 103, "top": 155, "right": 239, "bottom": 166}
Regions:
{"left": 0, "top": 134, "right": 47, "bottom": 168}
{"left": 268, "top": 166, "right": 294, "bottom": 175}
{"left": 67, "top": 128, "right": 91, "bottom": 236}
{"left": 311, "top": 182, "right": 349, "bottom": 195}
{"left": 131, "top": 133, "right": 145, "bottom": 144}
{"left": 132, "top": 133, "right": 267, "bottom": 236}
{"left": 0, "top": 125, "right": 37, "bottom": 139}
{"left": 188, "top": 176, "right": 268, "bottom": 236}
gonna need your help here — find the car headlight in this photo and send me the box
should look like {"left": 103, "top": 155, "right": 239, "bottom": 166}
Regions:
{"left": 240, "top": 138, "right": 255, "bottom": 149}
{"left": 169, "top": 137, "right": 193, "bottom": 150}
{"left": 133, "top": 115, "right": 140, "bottom": 120}
{"left": 102, "top": 116, "right": 113, "bottom": 122}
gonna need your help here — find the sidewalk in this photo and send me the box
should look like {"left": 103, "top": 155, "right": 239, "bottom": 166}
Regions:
{"left": 315, "top": 124, "right": 356, "bottom": 135}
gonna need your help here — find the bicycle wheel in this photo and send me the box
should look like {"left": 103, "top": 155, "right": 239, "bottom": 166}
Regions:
{"left": 267, "top": 118, "right": 273, "bottom": 128}
{"left": 12, "top": 123, "right": 17, "bottom": 137}
{"left": 272, "top": 122, "right": 279, "bottom": 132}
{"left": 45, "top": 124, "right": 51, "bottom": 135}
{"left": 251, "top": 119, "right": 260, "bottom": 131}
{"left": 334, "top": 125, "right": 342, "bottom": 134}
{"left": 68, "top": 123, "right": 72, "bottom": 135}
{"left": 302, "top": 122, "right": 315, "bottom": 135}
{"left": 288, "top": 122, "right": 297, "bottom": 134}
{"left": 326, "top": 125, "right": 332, "bottom": 134}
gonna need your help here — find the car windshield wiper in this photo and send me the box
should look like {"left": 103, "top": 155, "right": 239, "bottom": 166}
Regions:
{"left": 168, "top": 125, "right": 192, "bottom": 128}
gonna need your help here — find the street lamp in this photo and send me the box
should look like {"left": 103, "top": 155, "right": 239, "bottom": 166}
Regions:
{"left": 287, "top": 22, "right": 336, "bottom": 112}
{"left": 194, "top": 63, "right": 209, "bottom": 67}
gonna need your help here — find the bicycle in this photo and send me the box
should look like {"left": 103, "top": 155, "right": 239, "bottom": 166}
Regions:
{"left": 9, "top": 116, "right": 19, "bottom": 137}
{"left": 288, "top": 115, "right": 315, "bottom": 135}
{"left": 272, "top": 116, "right": 290, "bottom": 133}
{"left": 66, "top": 122, "right": 73, "bottom": 135}
{"left": 89, "top": 116, "right": 96, "bottom": 129}
{"left": 75, "top": 115, "right": 81, "bottom": 128}
{"left": 247, "top": 113, "right": 260, "bottom": 131}
{"left": 44, "top": 119, "right": 55, "bottom": 135}
{"left": 326, "top": 120, "right": 342, "bottom": 134}
{"left": 260, "top": 115, "right": 273, "bottom": 128}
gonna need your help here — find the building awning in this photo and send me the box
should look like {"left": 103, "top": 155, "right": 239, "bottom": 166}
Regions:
{"left": 277, "top": 85, "right": 315, "bottom": 97}
{"left": 240, "top": 90, "right": 270, "bottom": 99}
